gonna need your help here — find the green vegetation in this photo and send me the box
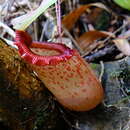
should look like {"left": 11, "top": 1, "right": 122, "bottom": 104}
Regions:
{"left": 114, "top": 0, "right": 130, "bottom": 10}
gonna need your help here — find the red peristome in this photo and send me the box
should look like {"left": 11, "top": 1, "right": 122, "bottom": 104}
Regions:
{"left": 15, "top": 30, "right": 32, "bottom": 46}
{"left": 15, "top": 30, "right": 74, "bottom": 66}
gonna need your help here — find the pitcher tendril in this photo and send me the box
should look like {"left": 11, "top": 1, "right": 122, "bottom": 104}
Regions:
{"left": 55, "top": 0, "right": 62, "bottom": 42}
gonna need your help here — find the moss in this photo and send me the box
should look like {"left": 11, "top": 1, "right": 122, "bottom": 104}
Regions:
{"left": 110, "top": 70, "right": 123, "bottom": 79}
{"left": 110, "top": 62, "right": 130, "bottom": 93}
{"left": 33, "top": 106, "right": 58, "bottom": 130}
{"left": 91, "top": 63, "right": 98, "bottom": 70}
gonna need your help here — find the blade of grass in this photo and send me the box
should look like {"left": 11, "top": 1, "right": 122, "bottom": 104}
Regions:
{"left": 12, "top": 0, "right": 57, "bottom": 30}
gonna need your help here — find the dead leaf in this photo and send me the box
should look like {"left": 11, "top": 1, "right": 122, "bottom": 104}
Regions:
{"left": 90, "top": 2, "right": 110, "bottom": 12}
{"left": 62, "top": 5, "right": 90, "bottom": 30}
{"left": 62, "top": 3, "right": 110, "bottom": 30}
{"left": 113, "top": 38, "right": 130, "bottom": 56}
{"left": 77, "top": 30, "right": 110, "bottom": 53}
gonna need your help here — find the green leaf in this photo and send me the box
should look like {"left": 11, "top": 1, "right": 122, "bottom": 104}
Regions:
{"left": 12, "top": 0, "right": 57, "bottom": 30}
{"left": 114, "top": 0, "right": 130, "bottom": 10}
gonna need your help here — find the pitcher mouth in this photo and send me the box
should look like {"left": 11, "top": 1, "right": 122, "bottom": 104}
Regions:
{"left": 14, "top": 30, "right": 74, "bottom": 66}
